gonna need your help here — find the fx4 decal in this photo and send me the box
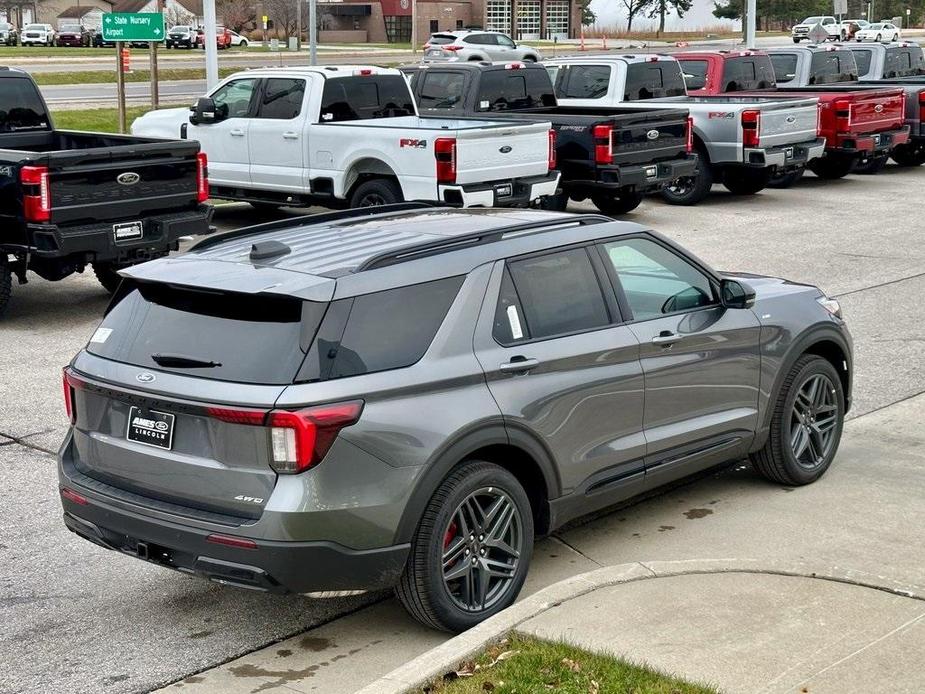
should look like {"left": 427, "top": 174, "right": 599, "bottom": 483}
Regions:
{"left": 400, "top": 138, "right": 428, "bottom": 149}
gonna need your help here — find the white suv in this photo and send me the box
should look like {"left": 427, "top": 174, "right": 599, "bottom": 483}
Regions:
{"left": 21, "top": 23, "right": 55, "bottom": 46}
{"left": 423, "top": 30, "right": 541, "bottom": 63}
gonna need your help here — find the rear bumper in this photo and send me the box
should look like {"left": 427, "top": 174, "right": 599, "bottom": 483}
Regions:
{"left": 745, "top": 138, "right": 827, "bottom": 168}
{"left": 60, "top": 489, "right": 409, "bottom": 594}
{"left": 21, "top": 204, "right": 213, "bottom": 262}
{"left": 564, "top": 155, "right": 698, "bottom": 195}
{"left": 831, "top": 126, "right": 911, "bottom": 154}
{"left": 439, "top": 171, "right": 559, "bottom": 207}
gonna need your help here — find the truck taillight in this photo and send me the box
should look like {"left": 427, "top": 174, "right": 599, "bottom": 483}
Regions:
{"left": 592, "top": 124, "right": 612, "bottom": 164}
{"left": 435, "top": 137, "right": 457, "bottom": 184}
{"left": 196, "top": 151, "right": 209, "bottom": 203}
{"left": 817, "top": 102, "right": 823, "bottom": 137}
{"left": 21, "top": 165, "right": 50, "bottom": 223}
{"left": 548, "top": 129, "right": 557, "bottom": 170}
{"left": 686, "top": 116, "right": 694, "bottom": 153}
{"left": 741, "top": 109, "right": 760, "bottom": 148}
{"left": 918, "top": 91, "right": 925, "bottom": 121}
{"left": 268, "top": 401, "right": 364, "bottom": 474}
{"left": 834, "top": 98, "right": 851, "bottom": 134}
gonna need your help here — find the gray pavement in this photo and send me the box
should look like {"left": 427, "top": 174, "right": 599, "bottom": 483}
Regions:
{"left": 2, "top": 166, "right": 923, "bottom": 694}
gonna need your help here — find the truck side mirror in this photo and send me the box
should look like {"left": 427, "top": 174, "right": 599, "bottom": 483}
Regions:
{"left": 190, "top": 97, "right": 222, "bottom": 125}
{"left": 721, "top": 279, "right": 756, "bottom": 309}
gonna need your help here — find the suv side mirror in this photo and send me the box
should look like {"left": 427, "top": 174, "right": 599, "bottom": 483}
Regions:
{"left": 721, "top": 279, "right": 756, "bottom": 309}
{"left": 190, "top": 97, "right": 222, "bottom": 125}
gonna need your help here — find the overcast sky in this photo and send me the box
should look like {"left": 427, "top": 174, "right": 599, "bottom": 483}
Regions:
{"left": 588, "top": 0, "right": 742, "bottom": 31}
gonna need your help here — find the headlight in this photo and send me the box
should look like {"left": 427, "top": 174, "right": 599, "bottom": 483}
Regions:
{"left": 817, "top": 296, "right": 842, "bottom": 319}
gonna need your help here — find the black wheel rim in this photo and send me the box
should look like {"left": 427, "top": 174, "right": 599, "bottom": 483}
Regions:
{"left": 358, "top": 193, "right": 387, "bottom": 207}
{"left": 789, "top": 374, "right": 839, "bottom": 469}
{"left": 441, "top": 487, "right": 523, "bottom": 613}
{"left": 665, "top": 175, "right": 696, "bottom": 198}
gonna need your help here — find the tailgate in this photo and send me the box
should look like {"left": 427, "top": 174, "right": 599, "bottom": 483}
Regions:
{"left": 45, "top": 138, "right": 201, "bottom": 226}
{"left": 453, "top": 121, "right": 551, "bottom": 184}
{"left": 610, "top": 109, "right": 688, "bottom": 167}
{"left": 844, "top": 90, "right": 906, "bottom": 133}
{"left": 756, "top": 101, "right": 819, "bottom": 149}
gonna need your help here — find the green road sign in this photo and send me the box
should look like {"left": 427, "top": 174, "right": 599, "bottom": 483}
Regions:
{"left": 102, "top": 12, "right": 165, "bottom": 42}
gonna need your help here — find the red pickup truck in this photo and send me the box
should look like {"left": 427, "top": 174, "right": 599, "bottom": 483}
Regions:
{"left": 677, "top": 48, "right": 909, "bottom": 184}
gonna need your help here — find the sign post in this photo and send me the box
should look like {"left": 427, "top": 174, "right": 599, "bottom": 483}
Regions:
{"left": 116, "top": 42, "right": 126, "bottom": 133}
{"left": 103, "top": 12, "right": 165, "bottom": 123}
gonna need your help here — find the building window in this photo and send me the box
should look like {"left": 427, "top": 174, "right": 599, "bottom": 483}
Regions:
{"left": 430, "top": 19, "right": 438, "bottom": 32}
{"left": 545, "top": 0, "right": 569, "bottom": 40}
{"left": 384, "top": 15, "right": 412, "bottom": 43}
{"left": 485, "top": 0, "right": 511, "bottom": 35}
{"left": 456, "top": 19, "right": 464, "bottom": 29}
{"left": 517, "top": 0, "right": 540, "bottom": 40}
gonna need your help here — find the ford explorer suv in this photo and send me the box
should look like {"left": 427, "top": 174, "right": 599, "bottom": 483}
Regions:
{"left": 0, "top": 67, "right": 212, "bottom": 317}
{"left": 545, "top": 55, "right": 826, "bottom": 205}
{"left": 132, "top": 66, "right": 558, "bottom": 210}
{"left": 59, "top": 204, "right": 852, "bottom": 632}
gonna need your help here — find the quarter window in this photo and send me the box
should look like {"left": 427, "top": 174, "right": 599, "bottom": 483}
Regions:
{"left": 602, "top": 238, "right": 715, "bottom": 321}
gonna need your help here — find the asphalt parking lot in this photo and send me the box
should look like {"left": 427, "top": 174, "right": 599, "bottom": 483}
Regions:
{"left": 2, "top": 166, "right": 924, "bottom": 694}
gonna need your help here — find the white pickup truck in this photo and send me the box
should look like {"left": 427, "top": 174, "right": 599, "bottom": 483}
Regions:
{"left": 791, "top": 16, "right": 846, "bottom": 43}
{"left": 132, "top": 66, "right": 559, "bottom": 209}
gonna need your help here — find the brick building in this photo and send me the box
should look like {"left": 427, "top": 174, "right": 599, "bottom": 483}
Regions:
{"left": 318, "top": 0, "right": 580, "bottom": 44}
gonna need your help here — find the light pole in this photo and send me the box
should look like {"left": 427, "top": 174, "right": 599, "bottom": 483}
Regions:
{"left": 309, "top": 0, "right": 317, "bottom": 64}
{"left": 203, "top": 0, "right": 218, "bottom": 88}
{"left": 745, "top": 0, "right": 756, "bottom": 47}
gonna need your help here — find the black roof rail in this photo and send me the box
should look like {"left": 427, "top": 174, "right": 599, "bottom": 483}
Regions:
{"left": 358, "top": 214, "right": 613, "bottom": 271}
{"left": 189, "top": 202, "right": 437, "bottom": 252}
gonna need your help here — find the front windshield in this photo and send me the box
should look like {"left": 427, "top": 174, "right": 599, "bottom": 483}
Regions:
{"left": 803, "top": 17, "right": 823, "bottom": 24}
{"left": 24, "top": 24, "right": 45, "bottom": 31}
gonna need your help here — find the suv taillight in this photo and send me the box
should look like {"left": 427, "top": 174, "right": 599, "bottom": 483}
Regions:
{"left": 443, "top": 45, "right": 462, "bottom": 51}
{"left": 21, "top": 165, "right": 50, "bottom": 223}
{"left": 686, "top": 116, "right": 694, "bottom": 153}
{"left": 63, "top": 368, "right": 77, "bottom": 424}
{"left": 592, "top": 124, "right": 612, "bottom": 164}
{"left": 435, "top": 137, "right": 457, "bottom": 184}
{"left": 741, "top": 109, "right": 760, "bottom": 148}
{"left": 268, "top": 401, "right": 364, "bottom": 474}
{"left": 196, "top": 151, "right": 209, "bottom": 203}
{"left": 548, "top": 129, "right": 557, "bottom": 170}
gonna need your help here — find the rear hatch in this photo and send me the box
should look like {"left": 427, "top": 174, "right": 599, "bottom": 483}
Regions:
{"left": 452, "top": 119, "right": 552, "bottom": 183}
{"left": 66, "top": 276, "right": 328, "bottom": 522}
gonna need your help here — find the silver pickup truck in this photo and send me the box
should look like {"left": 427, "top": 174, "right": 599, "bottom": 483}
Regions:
{"left": 546, "top": 55, "right": 826, "bottom": 204}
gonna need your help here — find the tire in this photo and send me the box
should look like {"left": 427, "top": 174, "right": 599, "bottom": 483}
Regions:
{"left": 522, "top": 55, "right": 537, "bottom": 62}
{"left": 750, "top": 354, "right": 845, "bottom": 486}
{"left": 660, "top": 148, "right": 713, "bottom": 205}
{"left": 0, "top": 257, "right": 12, "bottom": 318}
{"left": 768, "top": 166, "right": 805, "bottom": 189}
{"left": 395, "top": 461, "right": 534, "bottom": 632}
{"left": 591, "top": 190, "right": 644, "bottom": 216}
{"left": 853, "top": 154, "right": 888, "bottom": 175}
{"left": 808, "top": 155, "right": 855, "bottom": 180}
{"left": 722, "top": 167, "right": 770, "bottom": 195}
{"left": 891, "top": 143, "right": 925, "bottom": 167}
{"left": 793, "top": 38, "right": 801, "bottom": 43}
{"left": 92, "top": 262, "right": 123, "bottom": 294}
{"left": 241, "top": 39, "right": 249, "bottom": 47}
{"left": 349, "top": 178, "right": 403, "bottom": 208}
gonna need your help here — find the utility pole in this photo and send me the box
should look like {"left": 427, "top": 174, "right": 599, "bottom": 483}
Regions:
{"left": 745, "top": 0, "right": 756, "bottom": 47}
{"left": 296, "top": 0, "right": 301, "bottom": 50}
{"left": 309, "top": 0, "right": 317, "bottom": 64}
{"left": 150, "top": 0, "right": 163, "bottom": 109}
{"left": 203, "top": 0, "right": 219, "bottom": 88}
{"left": 411, "top": 0, "right": 416, "bottom": 54}
{"left": 116, "top": 41, "right": 126, "bottom": 133}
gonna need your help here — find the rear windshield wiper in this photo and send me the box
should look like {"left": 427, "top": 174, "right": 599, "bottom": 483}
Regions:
{"left": 151, "top": 353, "right": 222, "bottom": 368}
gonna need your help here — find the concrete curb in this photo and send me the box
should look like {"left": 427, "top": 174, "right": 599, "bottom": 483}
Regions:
{"left": 355, "top": 558, "right": 925, "bottom": 694}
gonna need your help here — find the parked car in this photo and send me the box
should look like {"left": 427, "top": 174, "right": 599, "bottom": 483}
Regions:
{"left": 89, "top": 29, "right": 114, "bottom": 48}
{"left": 56, "top": 24, "right": 91, "bottom": 47}
{"left": 132, "top": 66, "right": 559, "bottom": 209}
{"left": 423, "top": 30, "right": 540, "bottom": 63}
{"left": 0, "top": 67, "right": 213, "bottom": 316}
{"left": 58, "top": 204, "right": 853, "bottom": 631}
{"left": 403, "top": 61, "right": 697, "bottom": 215}
{"left": 855, "top": 22, "right": 900, "bottom": 42}
{"left": 791, "top": 16, "right": 845, "bottom": 43}
{"left": 166, "top": 24, "right": 197, "bottom": 49}
{"left": 194, "top": 26, "right": 232, "bottom": 49}
{"left": 546, "top": 55, "right": 826, "bottom": 205}
{"left": 228, "top": 29, "right": 248, "bottom": 47}
{"left": 0, "top": 21, "right": 18, "bottom": 46}
{"left": 762, "top": 45, "right": 910, "bottom": 176}
{"left": 20, "top": 23, "right": 56, "bottom": 47}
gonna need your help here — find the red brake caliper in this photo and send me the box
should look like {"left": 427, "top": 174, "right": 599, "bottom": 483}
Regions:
{"left": 443, "top": 521, "right": 458, "bottom": 550}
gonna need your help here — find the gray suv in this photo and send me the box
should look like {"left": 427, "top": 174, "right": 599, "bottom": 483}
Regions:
{"left": 58, "top": 205, "right": 852, "bottom": 631}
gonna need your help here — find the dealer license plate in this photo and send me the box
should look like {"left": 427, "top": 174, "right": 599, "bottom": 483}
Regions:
{"left": 126, "top": 406, "right": 175, "bottom": 450}
{"left": 785, "top": 147, "right": 794, "bottom": 160}
{"left": 495, "top": 183, "right": 513, "bottom": 198}
{"left": 113, "top": 221, "right": 143, "bottom": 243}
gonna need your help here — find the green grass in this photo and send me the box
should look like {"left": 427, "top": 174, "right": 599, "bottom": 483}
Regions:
{"left": 33, "top": 66, "right": 238, "bottom": 85}
{"left": 421, "top": 633, "right": 717, "bottom": 694}
{"left": 0, "top": 44, "right": 253, "bottom": 57}
{"left": 53, "top": 105, "right": 154, "bottom": 133}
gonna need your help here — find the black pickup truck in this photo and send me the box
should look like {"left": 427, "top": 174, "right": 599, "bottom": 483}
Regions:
{"left": 0, "top": 67, "right": 212, "bottom": 316}
{"left": 402, "top": 62, "right": 696, "bottom": 215}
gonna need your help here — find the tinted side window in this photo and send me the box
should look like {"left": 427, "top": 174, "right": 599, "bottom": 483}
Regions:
{"left": 256, "top": 78, "right": 305, "bottom": 119}
{"left": 724, "top": 57, "right": 775, "bottom": 90}
{"left": 885, "top": 48, "right": 919, "bottom": 77}
{"left": 623, "top": 63, "right": 687, "bottom": 100}
{"left": 602, "top": 238, "right": 715, "bottom": 321}
{"left": 418, "top": 70, "right": 467, "bottom": 110}
{"left": 320, "top": 76, "right": 415, "bottom": 122}
{"left": 809, "top": 52, "right": 857, "bottom": 84}
{"left": 0, "top": 78, "right": 50, "bottom": 132}
{"left": 478, "top": 71, "right": 551, "bottom": 110}
{"left": 506, "top": 248, "right": 611, "bottom": 341}
{"left": 770, "top": 54, "right": 798, "bottom": 83}
{"left": 326, "top": 276, "right": 464, "bottom": 378}
{"left": 554, "top": 64, "right": 611, "bottom": 100}
{"left": 679, "top": 60, "right": 708, "bottom": 90}
{"left": 852, "top": 48, "right": 873, "bottom": 77}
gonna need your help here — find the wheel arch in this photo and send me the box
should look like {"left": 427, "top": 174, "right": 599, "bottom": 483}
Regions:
{"left": 343, "top": 157, "right": 402, "bottom": 199}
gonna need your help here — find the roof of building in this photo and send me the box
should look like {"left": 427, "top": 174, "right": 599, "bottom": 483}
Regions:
{"left": 114, "top": 0, "right": 201, "bottom": 14}
{"left": 58, "top": 5, "right": 107, "bottom": 19}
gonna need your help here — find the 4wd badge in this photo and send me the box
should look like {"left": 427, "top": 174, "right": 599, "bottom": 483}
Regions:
{"left": 400, "top": 138, "right": 427, "bottom": 148}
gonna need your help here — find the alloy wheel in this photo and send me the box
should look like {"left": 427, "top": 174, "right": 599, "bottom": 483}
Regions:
{"left": 441, "top": 487, "right": 523, "bottom": 613}
{"left": 789, "top": 374, "right": 839, "bottom": 469}
{"left": 358, "top": 193, "right": 387, "bottom": 207}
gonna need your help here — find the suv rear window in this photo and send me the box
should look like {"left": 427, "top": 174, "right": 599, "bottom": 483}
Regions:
{"left": 429, "top": 34, "right": 455, "bottom": 45}
{"left": 0, "top": 77, "right": 50, "bottom": 132}
{"left": 477, "top": 69, "right": 555, "bottom": 111}
{"left": 88, "top": 283, "right": 315, "bottom": 385}
{"left": 623, "top": 62, "right": 686, "bottom": 100}
{"left": 320, "top": 76, "right": 415, "bottom": 122}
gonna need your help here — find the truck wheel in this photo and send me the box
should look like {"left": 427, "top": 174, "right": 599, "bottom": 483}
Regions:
{"left": 891, "top": 144, "right": 925, "bottom": 166}
{"left": 0, "top": 258, "right": 12, "bottom": 318}
{"left": 750, "top": 354, "right": 845, "bottom": 486}
{"left": 792, "top": 38, "right": 801, "bottom": 43}
{"left": 660, "top": 151, "right": 713, "bottom": 206}
{"left": 722, "top": 167, "right": 770, "bottom": 195}
{"left": 808, "top": 156, "right": 854, "bottom": 180}
{"left": 92, "top": 262, "right": 123, "bottom": 294}
{"left": 350, "top": 178, "right": 404, "bottom": 208}
{"left": 853, "top": 154, "right": 889, "bottom": 175}
{"left": 591, "top": 191, "right": 644, "bottom": 216}
{"left": 768, "top": 166, "right": 805, "bottom": 189}
{"left": 395, "top": 461, "right": 534, "bottom": 632}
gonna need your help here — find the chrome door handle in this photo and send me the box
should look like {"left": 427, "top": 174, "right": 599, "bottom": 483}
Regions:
{"left": 652, "top": 331, "right": 683, "bottom": 347}
{"left": 499, "top": 357, "right": 539, "bottom": 373}
{"left": 229, "top": 128, "right": 245, "bottom": 137}
{"left": 283, "top": 132, "right": 299, "bottom": 140}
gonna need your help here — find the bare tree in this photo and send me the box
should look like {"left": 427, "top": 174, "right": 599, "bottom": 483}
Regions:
{"left": 621, "top": 0, "right": 654, "bottom": 31}
{"left": 217, "top": 0, "right": 254, "bottom": 32}
{"left": 261, "top": 0, "right": 298, "bottom": 37}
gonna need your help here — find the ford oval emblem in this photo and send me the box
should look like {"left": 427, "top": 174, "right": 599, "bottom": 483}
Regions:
{"left": 646, "top": 129, "right": 659, "bottom": 140}
{"left": 117, "top": 172, "right": 141, "bottom": 186}
{"left": 786, "top": 115, "right": 796, "bottom": 123}
{"left": 874, "top": 104, "right": 884, "bottom": 113}
{"left": 136, "top": 372, "right": 156, "bottom": 383}
{"left": 499, "top": 145, "right": 512, "bottom": 153}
